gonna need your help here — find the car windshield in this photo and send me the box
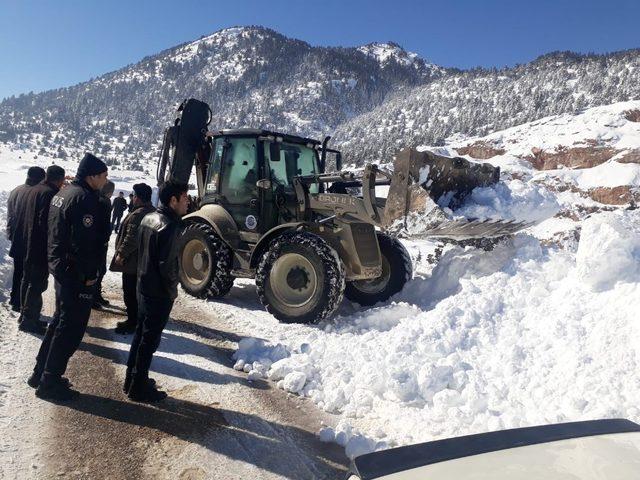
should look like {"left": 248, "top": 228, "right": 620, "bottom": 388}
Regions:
{"left": 266, "top": 142, "right": 319, "bottom": 193}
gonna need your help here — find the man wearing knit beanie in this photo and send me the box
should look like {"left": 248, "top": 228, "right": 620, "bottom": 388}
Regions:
{"left": 29, "top": 153, "right": 108, "bottom": 401}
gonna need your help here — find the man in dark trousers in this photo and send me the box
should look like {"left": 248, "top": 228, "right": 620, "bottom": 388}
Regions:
{"left": 93, "top": 180, "right": 114, "bottom": 309}
{"left": 111, "top": 191, "right": 128, "bottom": 233}
{"left": 29, "top": 153, "right": 108, "bottom": 401}
{"left": 7, "top": 166, "right": 46, "bottom": 311}
{"left": 127, "top": 193, "right": 134, "bottom": 213}
{"left": 18, "top": 166, "right": 66, "bottom": 334}
{"left": 111, "top": 183, "right": 154, "bottom": 334}
{"left": 125, "top": 181, "right": 188, "bottom": 403}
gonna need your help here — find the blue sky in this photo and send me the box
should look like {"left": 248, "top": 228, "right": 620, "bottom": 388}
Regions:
{"left": 1, "top": 0, "right": 639, "bottom": 100}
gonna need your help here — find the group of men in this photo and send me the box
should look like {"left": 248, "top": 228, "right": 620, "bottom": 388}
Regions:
{"left": 7, "top": 153, "right": 190, "bottom": 403}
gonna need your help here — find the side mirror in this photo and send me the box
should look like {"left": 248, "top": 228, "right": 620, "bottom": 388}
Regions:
{"left": 256, "top": 179, "right": 272, "bottom": 190}
{"left": 269, "top": 142, "right": 281, "bottom": 162}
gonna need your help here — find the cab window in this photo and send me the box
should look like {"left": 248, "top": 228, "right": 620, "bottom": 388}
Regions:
{"left": 205, "top": 139, "right": 224, "bottom": 194}
{"left": 265, "top": 142, "right": 319, "bottom": 194}
{"left": 219, "top": 138, "right": 258, "bottom": 203}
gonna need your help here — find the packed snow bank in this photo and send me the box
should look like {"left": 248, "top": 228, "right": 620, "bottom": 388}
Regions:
{"left": 455, "top": 180, "right": 560, "bottom": 223}
{"left": 234, "top": 209, "right": 640, "bottom": 458}
{"left": 576, "top": 211, "right": 640, "bottom": 291}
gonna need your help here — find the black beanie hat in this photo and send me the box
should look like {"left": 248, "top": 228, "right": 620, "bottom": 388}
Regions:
{"left": 76, "top": 153, "right": 107, "bottom": 179}
{"left": 27, "top": 166, "right": 46, "bottom": 183}
{"left": 132, "top": 183, "right": 152, "bottom": 202}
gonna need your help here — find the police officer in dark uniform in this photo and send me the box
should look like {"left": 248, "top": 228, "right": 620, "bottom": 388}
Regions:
{"left": 18, "top": 165, "right": 66, "bottom": 334}
{"left": 124, "top": 181, "right": 188, "bottom": 403}
{"left": 28, "top": 153, "right": 108, "bottom": 401}
{"left": 7, "top": 166, "right": 46, "bottom": 311}
{"left": 111, "top": 183, "right": 154, "bottom": 334}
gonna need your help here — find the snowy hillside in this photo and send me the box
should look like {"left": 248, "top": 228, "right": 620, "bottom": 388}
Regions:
{"left": 335, "top": 49, "right": 640, "bottom": 164}
{"left": 1, "top": 26, "right": 639, "bottom": 170}
{"left": 231, "top": 101, "right": 640, "bottom": 458}
{"left": 0, "top": 26, "right": 439, "bottom": 168}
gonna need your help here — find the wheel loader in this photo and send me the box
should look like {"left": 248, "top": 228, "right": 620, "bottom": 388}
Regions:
{"left": 157, "top": 99, "right": 533, "bottom": 323}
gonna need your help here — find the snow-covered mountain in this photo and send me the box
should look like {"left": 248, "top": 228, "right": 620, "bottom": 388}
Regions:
{"left": 1, "top": 26, "right": 639, "bottom": 171}
{"left": 335, "top": 50, "right": 640, "bottom": 164}
{"left": 0, "top": 26, "right": 441, "bottom": 169}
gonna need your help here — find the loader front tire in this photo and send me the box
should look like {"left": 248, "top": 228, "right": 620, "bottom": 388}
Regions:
{"left": 256, "top": 231, "right": 345, "bottom": 324}
{"left": 179, "top": 222, "right": 234, "bottom": 298}
{"left": 345, "top": 233, "right": 412, "bottom": 306}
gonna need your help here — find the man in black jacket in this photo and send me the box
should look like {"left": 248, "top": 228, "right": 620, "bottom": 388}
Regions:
{"left": 29, "top": 153, "right": 108, "bottom": 401}
{"left": 7, "top": 166, "right": 46, "bottom": 311}
{"left": 18, "top": 166, "right": 66, "bottom": 334}
{"left": 124, "top": 181, "right": 188, "bottom": 403}
{"left": 111, "top": 191, "right": 128, "bottom": 233}
{"left": 93, "top": 180, "right": 114, "bottom": 308}
{"left": 111, "top": 183, "right": 154, "bottom": 334}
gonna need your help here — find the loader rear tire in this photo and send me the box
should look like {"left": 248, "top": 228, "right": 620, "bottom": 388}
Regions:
{"left": 179, "top": 222, "right": 234, "bottom": 298}
{"left": 345, "top": 233, "right": 412, "bottom": 306}
{"left": 256, "top": 231, "right": 345, "bottom": 324}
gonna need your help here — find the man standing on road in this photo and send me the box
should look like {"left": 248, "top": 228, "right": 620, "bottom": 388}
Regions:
{"left": 18, "top": 165, "right": 66, "bottom": 334}
{"left": 93, "top": 180, "right": 115, "bottom": 309}
{"left": 124, "top": 181, "right": 188, "bottom": 403}
{"left": 6, "top": 166, "right": 46, "bottom": 312}
{"left": 127, "top": 193, "right": 134, "bottom": 213}
{"left": 111, "top": 191, "right": 128, "bottom": 233}
{"left": 29, "top": 153, "right": 108, "bottom": 401}
{"left": 111, "top": 183, "right": 154, "bottom": 334}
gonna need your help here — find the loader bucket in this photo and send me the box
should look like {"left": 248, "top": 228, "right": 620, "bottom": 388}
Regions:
{"left": 383, "top": 148, "right": 500, "bottom": 226}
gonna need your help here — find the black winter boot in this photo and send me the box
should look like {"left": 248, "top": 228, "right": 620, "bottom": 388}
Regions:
{"left": 127, "top": 377, "right": 166, "bottom": 403}
{"left": 35, "top": 376, "right": 79, "bottom": 401}
{"left": 123, "top": 370, "right": 156, "bottom": 394}
{"left": 28, "top": 372, "right": 71, "bottom": 389}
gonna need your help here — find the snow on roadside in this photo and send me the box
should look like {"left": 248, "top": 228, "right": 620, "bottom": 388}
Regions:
{"left": 233, "top": 210, "right": 640, "bottom": 458}
{"left": 231, "top": 102, "right": 640, "bottom": 458}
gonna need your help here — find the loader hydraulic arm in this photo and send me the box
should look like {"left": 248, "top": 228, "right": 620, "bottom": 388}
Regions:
{"left": 156, "top": 98, "right": 212, "bottom": 187}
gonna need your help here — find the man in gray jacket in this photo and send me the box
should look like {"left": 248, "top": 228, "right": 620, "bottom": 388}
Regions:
{"left": 111, "top": 183, "right": 154, "bottom": 334}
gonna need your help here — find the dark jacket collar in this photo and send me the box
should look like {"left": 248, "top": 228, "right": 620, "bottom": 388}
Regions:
{"left": 157, "top": 204, "right": 180, "bottom": 222}
{"left": 134, "top": 202, "right": 154, "bottom": 212}
{"left": 41, "top": 180, "right": 61, "bottom": 193}
{"left": 73, "top": 178, "right": 96, "bottom": 191}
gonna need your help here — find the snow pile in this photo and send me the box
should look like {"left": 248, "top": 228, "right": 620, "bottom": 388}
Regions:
{"left": 234, "top": 214, "right": 640, "bottom": 457}
{"left": 231, "top": 101, "right": 640, "bottom": 459}
{"left": 576, "top": 211, "right": 640, "bottom": 291}
{"left": 454, "top": 180, "right": 560, "bottom": 223}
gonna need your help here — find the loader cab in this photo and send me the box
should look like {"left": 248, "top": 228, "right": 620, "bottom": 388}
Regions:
{"left": 202, "top": 129, "right": 323, "bottom": 235}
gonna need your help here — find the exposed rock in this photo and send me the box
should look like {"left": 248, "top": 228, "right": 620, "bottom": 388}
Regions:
{"left": 588, "top": 186, "right": 640, "bottom": 205}
{"left": 526, "top": 144, "right": 619, "bottom": 170}
{"left": 624, "top": 109, "right": 640, "bottom": 122}
{"left": 617, "top": 149, "right": 640, "bottom": 164}
{"left": 555, "top": 205, "right": 616, "bottom": 221}
{"left": 456, "top": 141, "right": 506, "bottom": 159}
{"left": 408, "top": 186, "right": 429, "bottom": 212}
